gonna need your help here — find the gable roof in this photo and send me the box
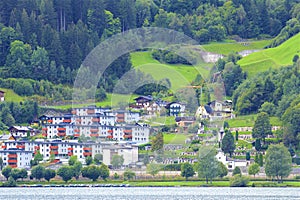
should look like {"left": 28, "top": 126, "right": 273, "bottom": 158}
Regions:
{"left": 134, "top": 95, "right": 153, "bottom": 101}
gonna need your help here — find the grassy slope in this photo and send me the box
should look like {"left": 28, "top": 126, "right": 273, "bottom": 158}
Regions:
{"left": 0, "top": 88, "right": 24, "bottom": 102}
{"left": 227, "top": 114, "right": 282, "bottom": 128}
{"left": 163, "top": 133, "right": 190, "bottom": 144}
{"left": 238, "top": 33, "right": 300, "bottom": 77}
{"left": 201, "top": 40, "right": 271, "bottom": 55}
{"left": 131, "top": 51, "right": 212, "bottom": 91}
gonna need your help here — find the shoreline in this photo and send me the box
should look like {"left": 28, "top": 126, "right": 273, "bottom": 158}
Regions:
{"left": 2, "top": 180, "right": 299, "bottom": 188}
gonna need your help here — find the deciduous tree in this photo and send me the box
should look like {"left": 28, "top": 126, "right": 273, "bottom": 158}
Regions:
{"left": 180, "top": 162, "right": 195, "bottom": 180}
{"left": 265, "top": 144, "right": 292, "bottom": 183}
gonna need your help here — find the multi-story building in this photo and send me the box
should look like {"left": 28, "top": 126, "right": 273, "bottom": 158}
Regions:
{"left": 41, "top": 106, "right": 149, "bottom": 144}
{"left": 102, "top": 144, "right": 138, "bottom": 166}
{"left": 2, "top": 139, "right": 93, "bottom": 163}
{"left": 0, "top": 149, "right": 32, "bottom": 169}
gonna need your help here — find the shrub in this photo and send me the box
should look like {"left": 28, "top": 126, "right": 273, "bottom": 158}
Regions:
{"left": 230, "top": 175, "right": 249, "bottom": 187}
{"left": 232, "top": 167, "right": 241, "bottom": 176}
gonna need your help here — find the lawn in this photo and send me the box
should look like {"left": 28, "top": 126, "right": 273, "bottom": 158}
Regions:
{"left": 146, "top": 116, "right": 176, "bottom": 126}
{"left": 227, "top": 114, "right": 281, "bottom": 127}
{"left": 0, "top": 88, "right": 24, "bottom": 102}
{"left": 201, "top": 40, "right": 271, "bottom": 55}
{"left": 238, "top": 33, "right": 300, "bottom": 77}
{"left": 129, "top": 180, "right": 230, "bottom": 187}
{"left": 130, "top": 51, "right": 212, "bottom": 91}
{"left": 163, "top": 133, "right": 191, "bottom": 145}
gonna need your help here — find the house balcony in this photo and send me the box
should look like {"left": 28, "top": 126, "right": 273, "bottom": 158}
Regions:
{"left": 123, "top": 129, "right": 132, "bottom": 134}
{"left": 74, "top": 129, "right": 80, "bottom": 133}
{"left": 83, "top": 152, "right": 92, "bottom": 156}
{"left": 68, "top": 152, "right": 73, "bottom": 156}
{"left": 9, "top": 164, "right": 17, "bottom": 168}
{"left": 16, "top": 145, "right": 25, "bottom": 149}
{"left": 90, "top": 133, "right": 99, "bottom": 137}
{"left": 2, "top": 145, "right": 6, "bottom": 149}
{"left": 76, "top": 119, "right": 82, "bottom": 122}
{"left": 8, "top": 154, "right": 17, "bottom": 158}
{"left": 90, "top": 129, "right": 98, "bottom": 133}
{"left": 63, "top": 119, "right": 71, "bottom": 123}
{"left": 34, "top": 146, "right": 40, "bottom": 150}
{"left": 123, "top": 134, "right": 132, "bottom": 139}
{"left": 107, "top": 130, "right": 113, "bottom": 134}
{"left": 83, "top": 147, "right": 92, "bottom": 151}
{"left": 42, "top": 128, "right": 48, "bottom": 131}
{"left": 58, "top": 132, "right": 66, "bottom": 137}
{"left": 92, "top": 118, "right": 100, "bottom": 122}
{"left": 47, "top": 119, "right": 53, "bottom": 123}
{"left": 107, "top": 135, "right": 113, "bottom": 139}
{"left": 71, "top": 110, "right": 76, "bottom": 115}
{"left": 87, "top": 110, "right": 95, "bottom": 114}
{"left": 42, "top": 133, "right": 47, "bottom": 137}
{"left": 68, "top": 147, "right": 73, "bottom": 151}
{"left": 50, "top": 145, "right": 58, "bottom": 149}
{"left": 74, "top": 133, "right": 80, "bottom": 137}
{"left": 57, "top": 127, "right": 66, "bottom": 131}
{"left": 8, "top": 159, "right": 17, "bottom": 163}
{"left": 50, "top": 151, "right": 58, "bottom": 155}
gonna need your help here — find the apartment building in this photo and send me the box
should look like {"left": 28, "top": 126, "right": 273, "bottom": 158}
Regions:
{"left": 0, "top": 149, "right": 32, "bottom": 169}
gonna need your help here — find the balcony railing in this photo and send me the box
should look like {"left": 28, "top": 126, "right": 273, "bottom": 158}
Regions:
{"left": 57, "top": 127, "right": 66, "bottom": 131}
{"left": 9, "top": 164, "right": 17, "bottom": 168}
{"left": 108, "top": 130, "right": 113, "bottom": 133}
{"left": 16, "top": 145, "right": 25, "bottom": 149}
{"left": 58, "top": 132, "right": 66, "bottom": 137}
{"left": 63, "top": 119, "right": 71, "bottom": 123}
{"left": 68, "top": 152, "right": 73, "bottom": 156}
{"left": 74, "top": 129, "right": 80, "bottom": 132}
{"left": 42, "top": 128, "right": 48, "bottom": 131}
{"left": 90, "top": 133, "right": 99, "bottom": 137}
{"left": 8, "top": 159, "right": 17, "bottom": 163}
{"left": 8, "top": 154, "right": 17, "bottom": 158}
{"left": 123, "top": 129, "right": 132, "bottom": 134}
{"left": 83, "top": 147, "right": 91, "bottom": 151}
{"left": 83, "top": 152, "right": 92, "bottom": 156}
{"left": 107, "top": 135, "right": 113, "bottom": 139}
{"left": 90, "top": 129, "right": 98, "bottom": 133}
{"left": 74, "top": 133, "right": 80, "bottom": 137}
{"left": 124, "top": 135, "right": 132, "bottom": 139}
{"left": 50, "top": 145, "right": 58, "bottom": 149}
{"left": 71, "top": 110, "right": 76, "bottom": 115}
{"left": 47, "top": 119, "right": 53, "bottom": 123}
{"left": 67, "top": 147, "right": 73, "bottom": 151}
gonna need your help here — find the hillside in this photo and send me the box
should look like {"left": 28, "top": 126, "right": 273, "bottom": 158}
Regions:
{"left": 238, "top": 33, "right": 300, "bottom": 77}
{"left": 201, "top": 39, "right": 271, "bottom": 55}
{"left": 131, "top": 51, "right": 212, "bottom": 90}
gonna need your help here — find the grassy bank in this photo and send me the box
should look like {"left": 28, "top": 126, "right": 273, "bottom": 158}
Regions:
{"left": 4, "top": 178, "right": 300, "bottom": 187}
{"left": 238, "top": 33, "right": 300, "bottom": 77}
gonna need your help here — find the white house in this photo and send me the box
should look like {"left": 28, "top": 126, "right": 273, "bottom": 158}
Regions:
{"left": 102, "top": 144, "right": 138, "bottom": 166}
{"left": 0, "top": 149, "right": 32, "bottom": 169}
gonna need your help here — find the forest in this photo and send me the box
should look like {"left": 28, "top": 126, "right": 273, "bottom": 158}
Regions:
{"left": 0, "top": 0, "right": 299, "bottom": 129}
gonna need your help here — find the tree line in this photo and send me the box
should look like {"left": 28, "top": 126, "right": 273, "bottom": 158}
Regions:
{"left": 0, "top": 0, "right": 298, "bottom": 90}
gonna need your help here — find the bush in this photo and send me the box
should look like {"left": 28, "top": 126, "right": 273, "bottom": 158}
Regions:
{"left": 3, "top": 177, "right": 17, "bottom": 187}
{"left": 229, "top": 175, "right": 249, "bottom": 187}
{"left": 232, "top": 167, "right": 241, "bottom": 176}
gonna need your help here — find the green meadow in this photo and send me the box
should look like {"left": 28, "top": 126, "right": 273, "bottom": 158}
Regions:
{"left": 0, "top": 88, "right": 24, "bottom": 102}
{"left": 201, "top": 39, "right": 271, "bottom": 55}
{"left": 131, "top": 51, "right": 212, "bottom": 91}
{"left": 238, "top": 33, "right": 300, "bottom": 77}
{"left": 227, "top": 114, "right": 282, "bottom": 128}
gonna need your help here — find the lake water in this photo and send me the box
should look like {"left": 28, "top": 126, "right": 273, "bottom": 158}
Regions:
{"left": 0, "top": 187, "right": 299, "bottom": 200}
